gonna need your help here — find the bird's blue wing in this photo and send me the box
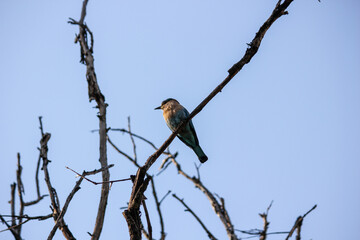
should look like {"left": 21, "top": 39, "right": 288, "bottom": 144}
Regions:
{"left": 177, "top": 108, "right": 199, "bottom": 147}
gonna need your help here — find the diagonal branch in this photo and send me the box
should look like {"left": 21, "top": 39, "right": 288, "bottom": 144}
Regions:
{"left": 0, "top": 215, "right": 22, "bottom": 240}
{"left": 125, "top": 2, "right": 297, "bottom": 237}
{"left": 285, "top": 205, "right": 317, "bottom": 240}
{"left": 172, "top": 194, "right": 217, "bottom": 240}
{"left": 171, "top": 158, "right": 237, "bottom": 239}
{"left": 48, "top": 165, "right": 115, "bottom": 239}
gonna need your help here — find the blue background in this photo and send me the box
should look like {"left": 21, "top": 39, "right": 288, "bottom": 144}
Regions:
{"left": 1, "top": 0, "right": 359, "bottom": 239}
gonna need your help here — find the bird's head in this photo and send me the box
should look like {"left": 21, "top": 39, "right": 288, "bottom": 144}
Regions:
{"left": 154, "top": 98, "right": 179, "bottom": 110}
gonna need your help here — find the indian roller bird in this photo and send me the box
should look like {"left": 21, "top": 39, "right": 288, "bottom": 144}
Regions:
{"left": 155, "top": 98, "right": 208, "bottom": 163}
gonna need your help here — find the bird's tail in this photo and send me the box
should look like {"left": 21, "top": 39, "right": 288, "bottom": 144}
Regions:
{"left": 193, "top": 145, "right": 208, "bottom": 163}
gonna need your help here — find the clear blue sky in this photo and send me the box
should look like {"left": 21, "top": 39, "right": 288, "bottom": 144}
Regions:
{"left": 1, "top": 0, "right": 359, "bottom": 239}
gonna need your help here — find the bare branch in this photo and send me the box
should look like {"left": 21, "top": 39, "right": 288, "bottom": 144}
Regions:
{"left": 172, "top": 194, "right": 217, "bottom": 240}
{"left": 0, "top": 214, "right": 53, "bottom": 234}
{"left": 15, "top": 153, "right": 25, "bottom": 235}
{"left": 10, "top": 183, "right": 16, "bottom": 228}
{"left": 35, "top": 152, "right": 43, "bottom": 200}
{"left": 65, "top": 166, "right": 130, "bottom": 185}
{"left": 170, "top": 158, "right": 237, "bottom": 239}
{"left": 69, "top": 1, "right": 110, "bottom": 238}
{"left": 108, "top": 136, "right": 137, "bottom": 166}
{"left": 285, "top": 205, "right": 317, "bottom": 240}
{"left": 259, "top": 201, "right": 273, "bottom": 240}
{"left": 108, "top": 126, "right": 168, "bottom": 240}
{"left": 38, "top": 117, "right": 75, "bottom": 240}
{"left": 48, "top": 175, "right": 84, "bottom": 239}
{"left": 159, "top": 190, "right": 171, "bottom": 206}
{"left": 109, "top": 128, "right": 158, "bottom": 151}
{"left": 124, "top": 2, "right": 298, "bottom": 237}
{"left": 0, "top": 215, "right": 21, "bottom": 240}
{"left": 150, "top": 178, "right": 167, "bottom": 240}
{"left": 128, "top": 117, "right": 138, "bottom": 162}
{"left": 142, "top": 199, "right": 152, "bottom": 240}
{"left": 123, "top": 171, "right": 151, "bottom": 240}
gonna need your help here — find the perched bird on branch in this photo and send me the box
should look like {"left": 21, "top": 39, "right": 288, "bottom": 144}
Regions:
{"left": 155, "top": 98, "right": 208, "bottom": 163}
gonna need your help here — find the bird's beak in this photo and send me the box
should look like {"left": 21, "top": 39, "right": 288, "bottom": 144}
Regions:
{"left": 154, "top": 106, "right": 161, "bottom": 110}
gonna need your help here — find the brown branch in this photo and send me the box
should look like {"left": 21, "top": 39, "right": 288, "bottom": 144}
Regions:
{"left": 142, "top": 199, "right": 152, "bottom": 240}
{"left": 110, "top": 124, "right": 233, "bottom": 239}
{"left": 125, "top": 1, "right": 297, "bottom": 237}
{"left": 172, "top": 194, "right": 217, "bottom": 240}
{"left": 108, "top": 136, "right": 140, "bottom": 167}
{"left": 69, "top": 1, "right": 110, "bottom": 239}
{"left": 109, "top": 128, "right": 159, "bottom": 151}
{"left": 0, "top": 215, "right": 24, "bottom": 240}
{"left": 48, "top": 175, "right": 83, "bottom": 239}
{"left": 0, "top": 214, "right": 53, "bottom": 234}
{"left": 123, "top": 171, "right": 151, "bottom": 240}
{"left": 35, "top": 153, "right": 42, "bottom": 198}
{"left": 171, "top": 158, "right": 237, "bottom": 239}
{"left": 128, "top": 117, "right": 138, "bottom": 162}
{"left": 109, "top": 127, "right": 169, "bottom": 240}
{"left": 150, "top": 178, "right": 167, "bottom": 240}
{"left": 139, "top": 0, "right": 296, "bottom": 173}
{"left": 2, "top": 183, "right": 22, "bottom": 240}
{"left": 285, "top": 205, "right": 317, "bottom": 240}
{"left": 10, "top": 183, "right": 16, "bottom": 228}
{"left": 39, "top": 118, "right": 75, "bottom": 240}
{"left": 65, "top": 166, "right": 130, "bottom": 185}
{"left": 259, "top": 201, "right": 273, "bottom": 240}
{"left": 15, "top": 153, "right": 25, "bottom": 235}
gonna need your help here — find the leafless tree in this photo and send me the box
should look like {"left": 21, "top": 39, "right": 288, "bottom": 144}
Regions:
{"left": 1, "top": 1, "right": 317, "bottom": 240}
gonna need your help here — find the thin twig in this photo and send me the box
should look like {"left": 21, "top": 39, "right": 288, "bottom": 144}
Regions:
{"left": 151, "top": 178, "right": 167, "bottom": 240}
{"left": 65, "top": 166, "right": 130, "bottom": 185}
{"left": 15, "top": 153, "right": 25, "bottom": 236}
{"left": 108, "top": 136, "right": 137, "bottom": 165}
{"left": 285, "top": 205, "right": 317, "bottom": 240}
{"left": 170, "top": 157, "right": 237, "bottom": 239}
{"left": 128, "top": 117, "right": 138, "bottom": 162}
{"left": 109, "top": 128, "right": 158, "bottom": 150}
{"left": 0, "top": 214, "right": 53, "bottom": 234}
{"left": 159, "top": 190, "right": 171, "bottom": 206}
{"left": 172, "top": 194, "right": 217, "bottom": 240}
{"left": 142, "top": 199, "right": 152, "bottom": 240}
{"left": 35, "top": 152, "right": 42, "bottom": 199}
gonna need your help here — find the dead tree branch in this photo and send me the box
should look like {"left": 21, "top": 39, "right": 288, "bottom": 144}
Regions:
{"left": 141, "top": 199, "right": 152, "bottom": 240}
{"left": 65, "top": 165, "right": 129, "bottom": 187}
{"left": 259, "top": 201, "right": 273, "bottom": 240}
{"left": 285, "top": 205, "right": 317, "bottom": 240}
{"left": 68, "top": 0, "right": 110, "bottom": 239}
{"left": 150, "top": 178, "right": 167, "bottom": 240}
{"left": 108, "top": 124, "right": 170, "bottom": 240}
{"left": 124, "top": 1, "right": 297, "bottom": 238}
{"left": 15, "top": 153, "right": 24, "bottom": 235}
{"left": 39, "top": 118, "right": 75, "bottom": 240}
{"left": 172, "top": 194, "right": 218, "bottom": 240}
{"left": 171, "top": 158, "right": 237, "bottom": 239}
{"left": 48, "top": 165, "right": 116, "bottom": 239}
{"left": 10, "top": 183, "right": 16, "bottom": 228}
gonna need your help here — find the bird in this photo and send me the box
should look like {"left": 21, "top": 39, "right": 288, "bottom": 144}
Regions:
{"left": 155, "top": 98, "right": 208, "bottom": 163}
